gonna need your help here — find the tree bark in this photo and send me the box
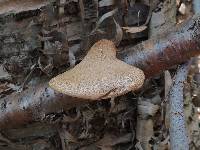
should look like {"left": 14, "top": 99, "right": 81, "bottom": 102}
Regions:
{"left": 118, "top": 13, "right": 200, "bottom": 77}
{"left": 169, "top": 62, "right": 190, "bottom": 150}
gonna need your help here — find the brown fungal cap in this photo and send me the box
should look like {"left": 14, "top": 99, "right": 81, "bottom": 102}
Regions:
{"left": 49, "top": 39, "right": 145, "bottom": 100}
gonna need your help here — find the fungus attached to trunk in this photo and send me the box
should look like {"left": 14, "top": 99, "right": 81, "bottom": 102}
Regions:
{"left": 49, "top": 39, "right": 145, "bottom": 100}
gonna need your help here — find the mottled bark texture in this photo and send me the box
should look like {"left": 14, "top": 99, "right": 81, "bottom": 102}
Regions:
{"left": 1, "top": 14, "right": 200, "bottom": 129}
{"left": 169, "top": 62, "right": 191, "bottom": 150}
{"left": 0, "top": 83, "right": 87, "bottom": 129}
{"left": 118, "top": 13, "right": 200, "bottom": 77}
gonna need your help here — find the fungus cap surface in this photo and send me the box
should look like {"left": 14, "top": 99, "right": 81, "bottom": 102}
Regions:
{"left": 49, "top": 39, "right": 145, "bottom": 100}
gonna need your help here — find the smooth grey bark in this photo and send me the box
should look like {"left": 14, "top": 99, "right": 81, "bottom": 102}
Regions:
{"left": 193, "top": 0, "right": 200, "bottom": 14}
{"left": 169, "top": 62, "right": 190, "bottom": 150}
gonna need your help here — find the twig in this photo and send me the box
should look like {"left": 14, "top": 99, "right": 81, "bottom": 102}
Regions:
{"left": 169, "top": 61, "right": 191, "bottom": 150}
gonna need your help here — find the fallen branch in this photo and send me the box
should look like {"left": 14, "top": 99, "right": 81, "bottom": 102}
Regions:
{"left": 0, "top": 83, "right": 88, "bottom": 129}
{"left": 1, "top": 14, "right": 200, "bottom": 129}
{"left": 169, "top": 62, "right": 191, "bottom": 150}
{"left": 118, "top": 14, "right": 200, "bottom": 77}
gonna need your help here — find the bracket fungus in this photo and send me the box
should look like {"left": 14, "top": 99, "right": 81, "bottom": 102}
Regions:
{"left": 49, "top": 39, "right": 145, "bottom": 100}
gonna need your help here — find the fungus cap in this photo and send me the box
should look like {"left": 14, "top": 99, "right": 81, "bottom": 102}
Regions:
{"left": 49, "top": 39, "right": 145, "bottom": 100}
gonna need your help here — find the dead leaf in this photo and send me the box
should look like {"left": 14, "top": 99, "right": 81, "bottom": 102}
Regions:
{"left": 164, "top": 71, "right": 172, "bottom": 97}
{"left": 38, "top": 56, "right": 54, "bottom": 76}
{"left": 98, "top": 146, "right": 113, "bottom": 150}
{"left": 62, "top": 111, "right": 80, "bottom": 123}
{"left": 58, "top": 125, "right": 77, "bottom": 150}
{"left": 136, "top": 119, "right": 153, "bottom": 150}
{"left": 99, "top": 0, "right": 114, "bottom": 7}
{"left": 96, "top": 133, "right": 132, "bottom": 147}
{"left": 68, "top": 44, "right": 80, "bottom": 67}
{"left": 91, "top": 8, "right": 118, "bottom": 34}
{"left": 164, "top": 71, "right": 172, "bottom": 128}
{"left": 0, "top": 65, "right": 11, "bottom": 80}
{"left": 122, "top": 26, "right": 147, "bottom": 34}
{"left": 0, "top": 83, "right": 13, "bottom": 97}
{"left": 79, "top": 144, "right": 99, "bottom": 150}
{"left": 113, "top": 18, "right": 123, "bottom": 46}
{"left": 135, "top": 141, "right": 144, "bottom": 150}
{"left": 137, "top": 100, "right": 159, "bottom": 117}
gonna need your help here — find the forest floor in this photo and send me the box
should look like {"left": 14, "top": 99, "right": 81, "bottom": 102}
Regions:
{"left": 0, "top": 0, "right": 200, "bottom": 150}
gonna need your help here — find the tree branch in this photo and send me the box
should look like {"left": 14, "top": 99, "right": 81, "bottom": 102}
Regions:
{"left": 0, "top": 83, "right": 88, "bottom": 129}
{"left": 118, "top": 14, "right": 200, "bottom": 77}
{"left": 169, "top": 61, "right": 191, "bottom": 150}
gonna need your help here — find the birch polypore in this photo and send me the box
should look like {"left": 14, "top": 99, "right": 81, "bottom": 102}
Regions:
{"left": 49, "top": 40, "right": 145, "bottom": 100}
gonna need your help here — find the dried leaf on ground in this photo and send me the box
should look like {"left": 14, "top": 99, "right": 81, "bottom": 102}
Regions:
{"left": 122, "top": 26, "right": 147, "bottom": 34}
{"left": 113, "top": 18, "right": 123, "bottom": 46}
{"left": 96, "top": 133, "right": 132, "bottom": 147}
{"left": 91, "top": 8, "right": 118, "bottom": 34}
{"left": 99, "top": 0, "right": 114, "bottom": 7}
